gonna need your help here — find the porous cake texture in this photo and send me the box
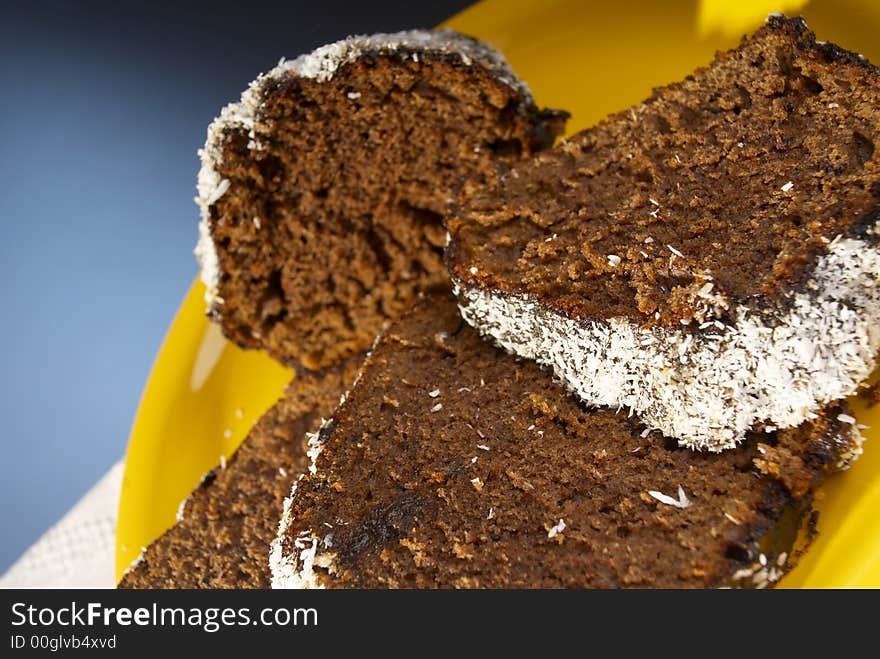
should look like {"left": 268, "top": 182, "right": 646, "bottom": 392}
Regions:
{"left": 196, "top": 29, "right": 566, "bottom": 371}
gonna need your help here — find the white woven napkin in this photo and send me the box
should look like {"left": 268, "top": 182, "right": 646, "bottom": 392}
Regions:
{"left": 0, "top": 460, "right": 123, "bottom": 588}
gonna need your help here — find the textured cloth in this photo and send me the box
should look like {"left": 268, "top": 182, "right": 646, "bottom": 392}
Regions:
{"left": 1, "top": 460, "right": 123, "bottom": 588}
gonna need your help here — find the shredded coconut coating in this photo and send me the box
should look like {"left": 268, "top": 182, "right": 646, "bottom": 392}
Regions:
{"left": 270, "top": 415, "right": 344, "bottom": 589}
{"left": 270, "top": 480, "right": 328, "bottom": 589}
{"left": 454, "top": 223, "right": 880, "bottom": 451}
{"left": 194, "top": 29, "right": 534, "bottom": 308}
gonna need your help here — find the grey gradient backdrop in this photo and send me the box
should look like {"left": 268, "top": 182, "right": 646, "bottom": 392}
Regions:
{"left": 0, "top": 0, "right": 474, "bottom": 572}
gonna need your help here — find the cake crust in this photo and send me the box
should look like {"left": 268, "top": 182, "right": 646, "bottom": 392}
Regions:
{"left": 447, "top": 16, "right": 880, "bottom": 449}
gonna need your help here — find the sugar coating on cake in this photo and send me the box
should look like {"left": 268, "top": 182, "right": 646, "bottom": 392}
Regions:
{"left": 118, "top": 360, "right": 359, "bottom": 589}
{"left": 271, "top": 297, "right": 860, "bottom": 589}
{"left": 447, "top": 16, "right": 880, "bottom": 450}
{"left": 195, "top": 29, "right": 566, "bottom": 370}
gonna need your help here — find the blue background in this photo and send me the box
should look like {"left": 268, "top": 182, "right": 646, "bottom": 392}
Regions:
{"left": 0, "top": 0, "right": 473, "bottom": 572}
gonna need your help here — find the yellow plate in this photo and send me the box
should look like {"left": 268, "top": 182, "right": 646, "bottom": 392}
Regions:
{"left": 116, "top": 0, "right": 880, "bottom": 586}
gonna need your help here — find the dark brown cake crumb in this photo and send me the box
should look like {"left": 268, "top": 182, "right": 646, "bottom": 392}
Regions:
{"left": 272, "top": 297, "right": 859, "bottom": 589}
{"left": 448, "top": 16, "right": 879, "bottom": 323}
{"left": 119, "top": 359, "right": 359, "bottom": 589}
{"left": 201, "top": 31, "right": 566, "bottom": 371}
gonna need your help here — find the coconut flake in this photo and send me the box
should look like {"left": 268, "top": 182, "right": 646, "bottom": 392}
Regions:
{"left": 547, "top": 518, "right": 566, "bottom": 538}
{"left": 648, "top": 485, "right": 691, "bottom": 509}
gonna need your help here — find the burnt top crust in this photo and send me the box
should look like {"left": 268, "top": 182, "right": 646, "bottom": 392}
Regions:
{"left": 195, "top": 30, "right": 566, "bottom": 371}
{"left": 448, "top": 16, "right": 879, "bottom": 323}
{"left": 271, "top": 297, "right": 860, "bottom": 589}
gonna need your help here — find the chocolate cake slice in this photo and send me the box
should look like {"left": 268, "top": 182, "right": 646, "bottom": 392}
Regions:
{"left": 447, "top": 16, "right": 880, "bottom": 450}
{"left": 196, "top": 30, "right": 566, "bottom": 371}
{"left": 119, "top": 359, "right": 359, "bottom": 589}
{"left": 270, "top": 296, "right": 861, "bottom": 589}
